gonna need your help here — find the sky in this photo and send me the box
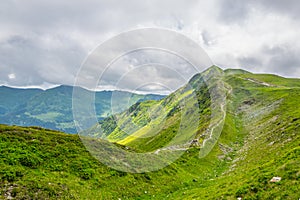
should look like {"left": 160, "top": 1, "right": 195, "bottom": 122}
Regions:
{"left": 1, "top": 0, "right": 300, "bottom": 94}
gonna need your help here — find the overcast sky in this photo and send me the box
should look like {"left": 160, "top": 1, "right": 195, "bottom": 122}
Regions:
{"left": 1, "top": 0, "right": 300, "bottom": 93}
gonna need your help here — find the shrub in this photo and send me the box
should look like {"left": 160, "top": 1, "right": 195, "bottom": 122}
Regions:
{"left": 80, "top": 168, "right": 95, "bottom": 180}
{"left": 18, "top": 153, "right": 42, "bottom": 168}
{"left": 0, "top": 167, "right": 24, "bottom": 181}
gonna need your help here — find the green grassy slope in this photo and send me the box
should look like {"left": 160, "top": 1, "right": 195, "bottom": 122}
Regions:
{"left": 0, "top": 67, "right": 299, "bottom": 199}
{"left": 87, "top": 67, "right": 221, "bottom": 153}
{"left": 0, "top": 124, "right": 233, "bottom": 199}
{"left": 170, "top": 71, "right": 300, "bottom": 199}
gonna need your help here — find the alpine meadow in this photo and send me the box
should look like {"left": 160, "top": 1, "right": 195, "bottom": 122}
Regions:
{"left": 1, "top": 66, "right": 299, "bottom": 199}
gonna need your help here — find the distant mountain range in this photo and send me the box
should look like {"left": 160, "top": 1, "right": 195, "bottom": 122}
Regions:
{"left": 0, "top": 85, "right": 164, "bottom": 133}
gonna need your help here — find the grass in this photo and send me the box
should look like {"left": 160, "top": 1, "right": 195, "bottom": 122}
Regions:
{"left": 96, "top": 72, "right": 212, "bottom": 154}
{"left": 0, "top": 67, "right": 299, "bottom": 199}
{"left": 0, "top": 124, "right": 230, "bottom": 199}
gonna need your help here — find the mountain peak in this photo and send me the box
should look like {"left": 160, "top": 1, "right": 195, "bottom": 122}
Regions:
{"left": 188, "top": 65, "right": 223, "bottom": 87}
{"left": 207, "top": 65, "right": 223, "bottom": 71}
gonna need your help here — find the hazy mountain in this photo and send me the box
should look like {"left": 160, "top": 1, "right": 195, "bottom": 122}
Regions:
{"left": 0, "top": 85, "right": 164, "bottom": 133}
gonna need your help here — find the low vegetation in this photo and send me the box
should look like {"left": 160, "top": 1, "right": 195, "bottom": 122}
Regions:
{"left": 1, "top": 66, "right": 299, "bottom": 199}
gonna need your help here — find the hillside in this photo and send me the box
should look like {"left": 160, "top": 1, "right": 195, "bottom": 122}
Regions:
{"left": 0, "top": 86, "right": 42, "bottom": 115}
{"left": 85, "top": 72, "right": 212, "bottom": 150}
{"left": 0, "top": 66, "right": 299, "bottom": 199}
{"left": 0, "top": 85, "right": 164, "bottom": 133}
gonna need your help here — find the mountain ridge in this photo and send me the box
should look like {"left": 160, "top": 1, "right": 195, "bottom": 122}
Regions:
{"left": 0, "top": 85, "right": 165, "bottom": 133}
{"left": 0, "top": 66, "right": 299, "bottom": 199}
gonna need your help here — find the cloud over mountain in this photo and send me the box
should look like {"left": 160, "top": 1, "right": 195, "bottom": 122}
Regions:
{"left": 1, "top": 0, "right": 299, "bottom": 93}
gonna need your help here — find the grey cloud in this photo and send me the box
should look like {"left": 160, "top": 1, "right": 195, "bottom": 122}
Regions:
{"left": 237, "top": 56, "right": 263, "bottom": 69}
{"left": 96, "top": 49, "right": 199, "bottom": 93}
{"left": 263, "top": 45, "right": 300, "bottom": 76}
{"left": 0, "top": 0, "right": 198, "bottom": 34}
{"left": 0, "top": 34, "right": 85, "bottom": 87}
{"left": 217, "top": 0, "right": 300, "bottom": 24}
{"left": 0, "top": 0, "right": 300, "bottom": 93}
{"left": 256, "top": 0, "right": 300, "bottom": 19}
{"left": 217, "top": 0, "right": 250, "bottom": 23}
{"left": 0, "top": 0, "right": 202, "bottom": 91}
{"left": 75, "top": 28, "right": 212, "bottom": 93}
{"left": 201, "top": 31, "right": 211, "bottom": 46}
{"left": 201, "top": 30, "right": 219, "bottom": 47}
{"left": 234, "top": 45, "right": 300, "bottom": 77}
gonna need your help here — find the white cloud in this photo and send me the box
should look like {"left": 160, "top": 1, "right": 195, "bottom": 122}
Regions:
{"left": 8, "top": 73, "right": 15, "bottom": 79}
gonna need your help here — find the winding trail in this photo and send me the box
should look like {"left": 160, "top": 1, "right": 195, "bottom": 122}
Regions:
{"left": 244, "top": 78, "right": 272, "bottom": 87}
{"left": 154, "top": 81, "right": 231, "bottom": 155}
{"left": 198, "top": 82, "right": 231, "bottom": 158}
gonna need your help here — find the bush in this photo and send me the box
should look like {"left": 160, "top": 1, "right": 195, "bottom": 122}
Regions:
{"left": 235, "top": 184, "right": 249, "bottom": 197}
{"left": 18, "top": 153, "right": 42, "bottom": 168}
{"left": 0, "top": 167, "right": 24, "bottom": 181}
{"left": 80, "top": 168, "right": 95, "bottom": 180}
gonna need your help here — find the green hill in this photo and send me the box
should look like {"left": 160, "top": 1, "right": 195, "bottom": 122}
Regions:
{"left": 85, "top": 67, "right": 222, "bottom": 154}
{"left": 0, "top": 66, "right": 299, "bottom": 199}
{"left": 0, "top": 85, "right": 164, "bottom": 133}
{"left": 0, "top": 86, "right": 42, "bottom": 115}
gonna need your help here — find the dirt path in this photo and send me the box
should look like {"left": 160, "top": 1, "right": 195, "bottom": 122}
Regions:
{"left": 154, "top": 81, "right": 231, "bottom": 155}
{"left": 244, "top": 78, "right": 272, "bottom": 87}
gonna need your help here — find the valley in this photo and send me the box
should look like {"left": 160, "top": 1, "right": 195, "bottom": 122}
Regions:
{"left": 0, "top": 85, "right": 164, "bottom": 133}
